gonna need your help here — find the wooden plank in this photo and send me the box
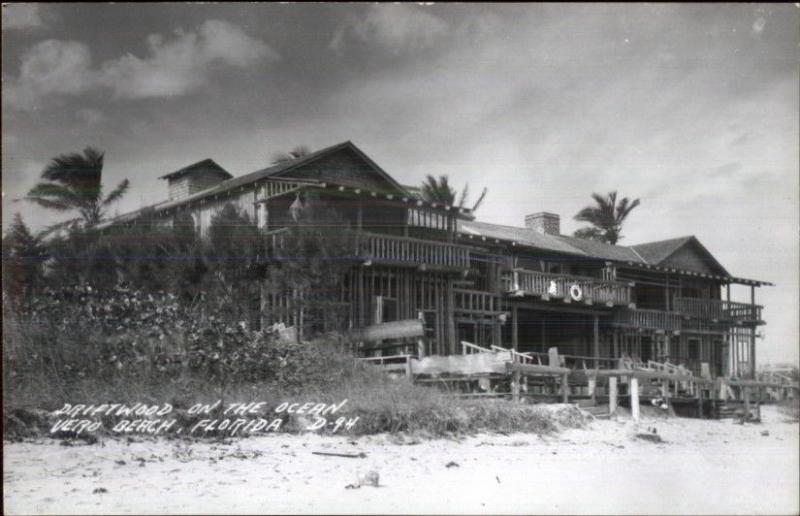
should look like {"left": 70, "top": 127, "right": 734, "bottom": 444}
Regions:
{"left": 350, "top": 319, "right": 424, "bottom": 342}
{"left": 410, "top": 351, "right": 511, "bottom": 376}
{"left": 507, "top": 362, "right": 571, "bottom": 376}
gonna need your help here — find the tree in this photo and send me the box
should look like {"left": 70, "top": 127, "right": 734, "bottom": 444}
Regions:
{"left": 2, "top": 213, "right": 48, "bottom": 306}
{"left": 267, "top": 199, "right": 355, "bottom": 340}
{"left": 271, "top": 145, "right": 311, "bottom": 165}
{"left": 573, "top": 191, "right": 640, "bottom": 245}
{"left": 23, "top": 147, "right": 130, "bottom": 233}
{"left": 420, "top": 174, "right": 487, "bottom": 211}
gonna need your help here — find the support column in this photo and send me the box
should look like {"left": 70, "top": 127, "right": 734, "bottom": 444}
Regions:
{"left": 750, "top": 286, "right": 757, "bottom": 378}
{"left": 744, "top": 387, "right": 751, "bottom": 420}
{"left": 593, "top": 315, "right": 600, "bottom": 369}
{"left": 609, "top": 377, "right": 618, "bottom": 415}
{"left": 511, "top": 369, "right": 521, "bottom": 403}
{"left": 512, "top": 306, "right": 519, "bottom": 351}
{"left": 630, "top": 377, "right": 640, "bottom": 422}
{"left": 561, "top": 373, "right": 569, "bottom": 403}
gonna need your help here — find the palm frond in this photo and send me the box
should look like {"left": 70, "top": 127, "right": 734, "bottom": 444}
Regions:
{"left": 102, "top": 179, "right": 130, "bottom": 207}
{"left": 471, "top": 187, "right": 488, "bottom": 211}
{"left": 26, "top": 182, "right": 82, "bottom": 206}
{"left": 25, "top": 196, "right": 74, "bottom": 212}
{"left": 457, "top": 184, "right": 469, "bottom": 209}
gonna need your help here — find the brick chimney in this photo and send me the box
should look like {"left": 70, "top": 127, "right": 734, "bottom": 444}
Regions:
{"left": 525, "top": 212, "right": 560, "bottom": 235}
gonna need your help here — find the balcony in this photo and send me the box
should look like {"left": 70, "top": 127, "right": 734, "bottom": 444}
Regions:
{"left": 500, "top": 269, "right": 632, "bottom": 306}
{"left": 267, "top": 228, "right": 471, "bottom": 271}
{"left": 673, "top": 297, "right": 763, "bottom": 324}
{"left": 613, "top": 308, "right": 682, "bottom": 332}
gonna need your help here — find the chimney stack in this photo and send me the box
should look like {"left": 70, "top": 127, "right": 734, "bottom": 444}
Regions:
{"left": 525, "top": 212, "right": 560, "bottom": 236}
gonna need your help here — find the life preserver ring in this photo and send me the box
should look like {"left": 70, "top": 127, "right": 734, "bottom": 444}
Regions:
{"left": 569, "top": 284, "right": 583, "bottom": 301}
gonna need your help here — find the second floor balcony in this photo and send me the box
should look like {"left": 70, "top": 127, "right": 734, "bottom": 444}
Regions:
{"left": 613, "top": 308, "right": 683, "bottom": 333}
{"left": 673, "top": 297, "right": 763, "bottom": 324}
{"left": 266, "top": 228, "right": 471, "bottom": 272}
{"left": 500, "top": 268, "right": 632, "bottom": 307}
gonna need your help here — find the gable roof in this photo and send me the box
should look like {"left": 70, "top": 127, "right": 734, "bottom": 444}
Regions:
{"left": 159, "top": 158, "right": 232, "bottom": 181}
{"left": 237, "top": 141, "right": 408, "bottom": 196}
{"left": 632, "top": 235, "right": 730, "bottom": 276}
{"left": 631, "top": 236, "right": 694, "bottom": 264}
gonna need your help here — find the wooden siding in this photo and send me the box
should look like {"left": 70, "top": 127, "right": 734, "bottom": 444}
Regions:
{"left": 273, "top": 148, "right": 399, "bottom": 194}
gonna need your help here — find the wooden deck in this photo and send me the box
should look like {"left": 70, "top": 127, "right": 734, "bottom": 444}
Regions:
{"left": 267, "top": 228, "right": 471, "bottom": 271}
{"left": 501, "top": 269, "right": 632, "bottom": 306}
{"left": 612, "top": 308, "right": 682, "bottom": 332}
{"left": 673, "top": 297, "right": 763, "bottom": 323}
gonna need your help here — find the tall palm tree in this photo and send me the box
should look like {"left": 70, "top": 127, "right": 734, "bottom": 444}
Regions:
{"left": 420, "top": 174, "right": 487, "bottom": 211}
{"left": 23, "top": 147, "right": 129, "bottom": 233}
{"left": 573, "top": 191, "right": 640, "bottom": 245}
{"left": 271, "top": 145, "right": 311, "bottom": 165}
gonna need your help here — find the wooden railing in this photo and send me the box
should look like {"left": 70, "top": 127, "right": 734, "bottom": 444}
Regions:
{"left": 454, "top": 289, "right": 503, "bottom": 314}
{"left": 359, "top": 232, "right": 470, "bottom": 269}
{"left": 501, "top": 269, "right": 631, "bottom": 306}
{"left": 266, "top": 228, "right": 470, "bottom": 270}
{"left": 560, "top": 354, "right": 619, "bottom": 370}
{"left": 724, "top": 301, "right": 763, "bottom": 322}
{"left": 613, "top": 308, "right": 682, "bottom": 332}
{"left": 673, "top": 297, "right": 763, "bottom": 323}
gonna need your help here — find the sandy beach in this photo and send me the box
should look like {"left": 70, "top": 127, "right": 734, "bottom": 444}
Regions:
{"left": 4, "top": 404, "right": 798, "bottom": 515}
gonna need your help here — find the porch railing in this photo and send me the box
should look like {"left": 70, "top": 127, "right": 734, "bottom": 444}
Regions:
{"left": 266, "top": 228, "right": 470, "bottom": 270}
{"left": 501, "top": 269, "right": 632, "bottom": 306}
{"left": 359, "top": 232, "right": 470, "bottom": 269}
{"left": 673, "top": 297, "right": 763, "bottom": 323}
{"left": 613, "top": 308, "right": 682, "bottom": 332}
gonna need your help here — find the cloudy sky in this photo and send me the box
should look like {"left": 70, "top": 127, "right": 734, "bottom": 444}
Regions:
{"left": 2, "top": 3, "right": 798, "bottom": 363}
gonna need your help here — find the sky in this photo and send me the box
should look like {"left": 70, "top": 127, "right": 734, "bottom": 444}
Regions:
{"left": 2, "top": 3, "right": 798, "bottom": 363}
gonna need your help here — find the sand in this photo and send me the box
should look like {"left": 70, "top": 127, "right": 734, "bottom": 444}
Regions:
{"left": 3, "top": 404, "right": 798, "bottom": 515}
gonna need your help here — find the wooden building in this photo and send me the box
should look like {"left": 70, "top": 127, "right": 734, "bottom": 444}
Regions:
{"left": 104, "top": 141, "right": 770, "bottom": 386}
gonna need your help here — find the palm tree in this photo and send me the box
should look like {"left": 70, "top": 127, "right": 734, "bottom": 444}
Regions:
{"left": 573, "top": 191, "right": 640, "bottom": 245}
{"left": 420, "top": 174, "right": 487, "bottom": 211}
{"left": 271, "top": 145, "right": 311, "bottom": 165}
{"left": 23, "top": 147, "right": 129, "bottom": 233}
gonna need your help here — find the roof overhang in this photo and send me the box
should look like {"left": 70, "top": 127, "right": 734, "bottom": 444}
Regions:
{"left": 620, "top": 260, "right": 772, "bottom": 287}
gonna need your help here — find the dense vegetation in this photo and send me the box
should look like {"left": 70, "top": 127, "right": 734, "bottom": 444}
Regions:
{"left": 3, "top": 200, "right": 579, "bottom": 440}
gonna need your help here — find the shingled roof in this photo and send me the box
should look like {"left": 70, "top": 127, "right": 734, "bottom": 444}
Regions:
{"left": 631, "top": 236, "right": 695, "bottom": 264}
{"left": 458, "top": 220, "right": 585, "bottom": 255}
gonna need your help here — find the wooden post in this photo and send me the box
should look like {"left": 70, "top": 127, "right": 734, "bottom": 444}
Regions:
{"left": 697, "top": 384, "right": 704, "bottom": 418}
{"left": 630, "top": 376, "right": 640, "bottom": 422}
{"left": 588, "top": 375, "right": 597, "bottom": 406}
{"left": 756, "top": 386, "right": 762, "bottom": 420}
{"left": 593, "top": 315, "right": 600, "bottom": 369}
{"left": 511, "top": 369, "right": 521, "bottom": 403}
{"left": 561, "top": 373, "right": 569, "bottom": 403}
{"left": 512, "top": 306, "right": 519, "bottom": 351}
{"left": 609, "top": 376, "right": 618, "bottom": 415}
{"left": 743, "top": 386, "right": 751, "bottom": 420}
